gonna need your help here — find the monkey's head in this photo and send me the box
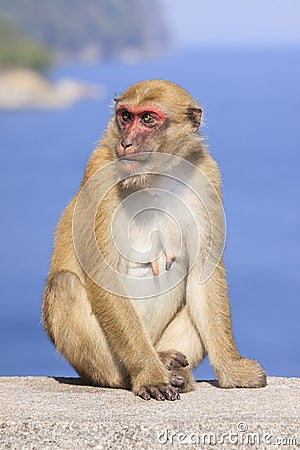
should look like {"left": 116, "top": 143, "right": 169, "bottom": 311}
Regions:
{"left": 113, "top": 80, "right": 202, "bottom": 183}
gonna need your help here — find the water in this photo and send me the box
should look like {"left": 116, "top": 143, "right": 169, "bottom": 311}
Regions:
{"left": 0, "top": 49, "right": 299, "bottom": 379}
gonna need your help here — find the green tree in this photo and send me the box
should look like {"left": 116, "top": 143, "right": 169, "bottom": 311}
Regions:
{"left": 0, "top": 17, "right": 52, "bottom": 71}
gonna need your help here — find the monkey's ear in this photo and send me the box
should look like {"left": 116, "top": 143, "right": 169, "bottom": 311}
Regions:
{"left": 187, "top": 106, "right": 202, "bottom": 131}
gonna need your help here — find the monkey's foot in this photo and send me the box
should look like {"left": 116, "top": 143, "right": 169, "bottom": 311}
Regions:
{"left": 137, "top": 384, "right": 180, "bottom": 401}
{"left": 216, "top": 358, "right": 267, "bottom": 388}
{"left": 158, "top": 350, "right": 195, "bottom": 393}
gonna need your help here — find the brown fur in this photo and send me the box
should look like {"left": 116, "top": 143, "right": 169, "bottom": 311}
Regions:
{"left": 42, "top": 80, "right": 266, "bottom": 400}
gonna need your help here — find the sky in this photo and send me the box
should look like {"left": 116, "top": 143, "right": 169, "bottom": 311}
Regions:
{"left": 161, "top": 0, "right": 300, "bottom": 48}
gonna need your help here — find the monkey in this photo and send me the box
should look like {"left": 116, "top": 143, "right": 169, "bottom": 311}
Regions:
{"left": 42, "top": 79, "right": 266, "bottom": 401}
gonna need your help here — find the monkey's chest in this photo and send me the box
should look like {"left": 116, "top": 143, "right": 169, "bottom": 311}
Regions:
{"left": 117, "top": 219, "right": 188, "bottom": 299}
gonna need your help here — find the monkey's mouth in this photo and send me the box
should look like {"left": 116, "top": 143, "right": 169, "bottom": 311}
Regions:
{"left": 118, "top": 153, "right": 150, "bottom": 164}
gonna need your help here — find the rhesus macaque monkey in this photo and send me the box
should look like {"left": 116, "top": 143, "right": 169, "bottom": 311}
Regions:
{"left": 42, "top": 80, "right": 266, "bottom": 401}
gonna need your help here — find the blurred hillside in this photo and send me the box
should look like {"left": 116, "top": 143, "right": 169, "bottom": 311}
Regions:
{"left": 0, "top": 17, "right": 52, "bottom": 71}
{"left": 0, "top": 0, "right": 170, "bottom": 68}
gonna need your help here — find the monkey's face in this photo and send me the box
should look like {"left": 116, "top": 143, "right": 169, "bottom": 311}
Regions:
{"left": 113, "top": 80, "right": 202, "bottom": 186}
{"left": 115, "top": 104, "right": 167, "bottom": 172}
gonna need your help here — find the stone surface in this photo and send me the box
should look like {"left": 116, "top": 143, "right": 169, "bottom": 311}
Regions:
{"left": 0, "top": 376, "right": 299, "bottom": 449}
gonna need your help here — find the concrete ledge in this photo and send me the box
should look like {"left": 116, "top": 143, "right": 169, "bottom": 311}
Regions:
{"left": 0, "top": 377, "right": 299, "bottom": 449}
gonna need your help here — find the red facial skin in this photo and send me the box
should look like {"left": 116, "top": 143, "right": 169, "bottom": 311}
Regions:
{"left": 115, "top": 105, "right": 167, "bottom": 162}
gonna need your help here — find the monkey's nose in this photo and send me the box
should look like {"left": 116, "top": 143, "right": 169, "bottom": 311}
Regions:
{"left": 121, "top": 137, "right": 132, "bottom": 149}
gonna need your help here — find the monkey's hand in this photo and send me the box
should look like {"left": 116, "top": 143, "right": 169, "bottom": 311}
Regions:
{"left": 132, "top": 352, "right": 181, "bottom": 401}
{"left": 137, "top": 384, "right": 180, "bottom": 401}
{"left": 159, "top": 350, "right": 196, "bottom": 393}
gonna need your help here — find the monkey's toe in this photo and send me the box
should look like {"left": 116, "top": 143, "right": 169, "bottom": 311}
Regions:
{"left": 169, "top": 366, "right": 196, "bottom": 393}
{"left": 158, "top": 384, "right": 180, "bottom": 401}
{"left": 137, "top": 384, "right": 180, "bottom": 401}
{"left": 170, "top": 375, "right": 185, "bottom": 388}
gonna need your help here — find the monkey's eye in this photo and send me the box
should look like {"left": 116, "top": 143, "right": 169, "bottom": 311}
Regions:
{"left": 121, "top": 110, "right": 133, "bottom": 122}
{"left": 141, "top": 113, "right": 155, "bottom": 126}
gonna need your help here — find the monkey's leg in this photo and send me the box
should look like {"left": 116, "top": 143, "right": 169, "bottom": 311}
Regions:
{"left": 43, "top": 271, "right": 129, "bottom": 388}
{"left": 84, "top": 277, "right": 180, "bottom": 401}
{"left": 156, "top": 306, "right": 205, "bottom": 392}
{"left": 43, "top": 271, "right": 179, "bottom": 400}
{"left": 186, "top": 264, "right": 267, "bottom": 388}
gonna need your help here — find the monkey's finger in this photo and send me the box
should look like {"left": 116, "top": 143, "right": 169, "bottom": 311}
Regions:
{"left": 164, "top": 350, "right": 189, "bottom": 368}
{"left": 159, "top": 384, "right": 181, "bottom": 401}
{"left": 137, "top": 387, "right": 151, "bottom": 400}
{"left": 158, "top": 350, "right": 189, "bottom": 369}
{"left": 148, "top": 386, "right": 167, "bottom": 401}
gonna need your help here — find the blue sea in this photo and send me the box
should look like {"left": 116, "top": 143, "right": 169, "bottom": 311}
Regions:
{"left": 0, "top": 49, "right": 299, "bottom": 380}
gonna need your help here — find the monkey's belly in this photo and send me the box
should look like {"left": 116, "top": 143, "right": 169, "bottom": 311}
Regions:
{"left": 124, "top": 257, "right": 187, "bottom": 343}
